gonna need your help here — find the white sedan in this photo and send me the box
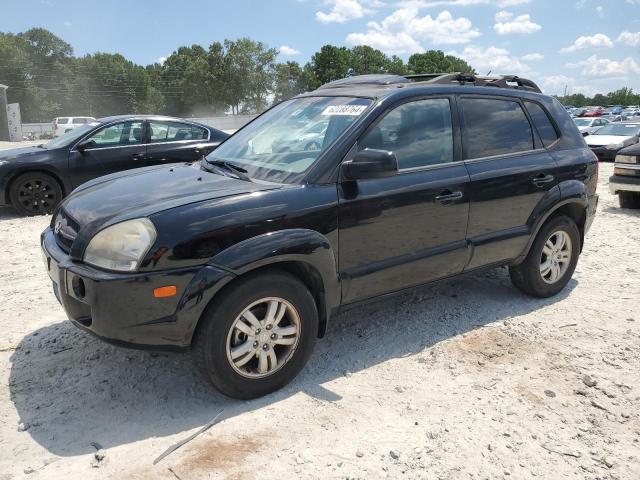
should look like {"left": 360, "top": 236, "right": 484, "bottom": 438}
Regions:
{"left": 573, "top": 117, "right": 609, "bottom": 136}
{"left": 585, "top": 122, "right": 640, "bottom": 161}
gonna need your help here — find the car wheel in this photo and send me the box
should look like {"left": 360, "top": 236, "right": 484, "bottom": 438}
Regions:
{"left": 619, "top": 191, "right": 640, "bottom": 209}
{"left": 509, "top": 215, "right": 580, "bottom": 298}
{"left": 192, "top": 270, "right": 318, "bottom": 399}
{"left": 9, "top": 172, "right": 63, "bottom": 216}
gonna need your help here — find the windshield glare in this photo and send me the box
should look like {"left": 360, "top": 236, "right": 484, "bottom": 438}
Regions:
{"left": 206, "top": 96, "right": 372, "bottom": 183}
{"left": 43, "top": 122, "right": 101, "bottom": 149}
{"left": 593, "top": 123, "right": 640, "bottom": 136}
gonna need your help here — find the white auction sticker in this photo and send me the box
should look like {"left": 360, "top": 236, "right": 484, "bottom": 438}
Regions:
{"left": 321, "top": 105, "right": 367, "bottom": 116}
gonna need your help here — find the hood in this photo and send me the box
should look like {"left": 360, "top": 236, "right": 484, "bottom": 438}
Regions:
{"left": 0, "top": 146, "right": 48, "bottom": 162}
{"left": 61, "top": 163, "right": 281, "bottom": 230}
{"left": 585, "top": 134, "right": 636, "bottom": 147}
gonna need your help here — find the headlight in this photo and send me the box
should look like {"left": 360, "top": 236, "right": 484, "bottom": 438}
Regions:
{"left": 606, "top": 142, "right": 625, "bottom": 150}
{"left": 83, "top": 218, "right": 157, "bottom": 272}
{"left": 615, "top": 154, "right": 639, "bottom": 164}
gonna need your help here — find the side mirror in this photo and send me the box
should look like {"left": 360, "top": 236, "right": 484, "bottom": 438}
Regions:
{"left": 342, "top": 148, "right": 398, "bottom": 180}
{"left": 76, "top": 140, "right": 94, "bottom": 152}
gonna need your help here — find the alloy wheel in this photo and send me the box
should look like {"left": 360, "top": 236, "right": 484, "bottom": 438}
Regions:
{"left": 226, "top": 297, "right": 301, "bottom": 378}
{"left": 539, "top": 230, "right": 572, "bottom": 284}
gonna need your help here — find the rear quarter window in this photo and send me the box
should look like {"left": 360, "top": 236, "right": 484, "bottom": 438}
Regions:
{"left": 461, "top": 97, "right": 534, "bottom": 159}
{"left": 524, "top": 101, "right": 559, "bottom": 147}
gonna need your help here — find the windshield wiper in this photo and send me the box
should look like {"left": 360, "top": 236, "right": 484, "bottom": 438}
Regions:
{"left": 204, "top": 159, "right": 253, "bottom": 182}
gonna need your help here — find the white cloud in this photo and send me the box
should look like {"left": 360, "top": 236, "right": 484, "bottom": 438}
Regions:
{"left": 540, "top": 75, "right": 597, "bottom": 96}
{"left": 494, "top": 13, "right": 541, "bottom": 35}
{"left": 448, "top": 45, "right": 530, "bottom": 74}
{"left": 566, "top": 55, "right": 640, "bottom": 78}
{"left": 617, "top": 31, "right": 640, "bottom": 47}
{"left": 156, "top": 56, "right": 167, "bottom": 65}
{"left": 497, "top": 0, "right": 531, "bottom": 6}
{"left": 559, "top": 33, "right": 613, "bottom": 53}
{"left": 494, "top": 10, "right": 512, "bottom": 21}
{"left": 396, "top": 0, "right": 490, "bottom": 7}
{"left": 63, "top": 21, "right": 72, "bottom": 27}
{"left": 345, "top": 9, "right": 481, "bottom": 55}
{"left": 316, "top": 0, "right": 377, "bottom": 23}
{"left": 595, "top": 5, "right": 604, "bottom": 17}
{"left": 521, "top": 53, "right": 544, "bottom": 61}
{"left": 279, "top": 45, "right": 301, "bottom": 55}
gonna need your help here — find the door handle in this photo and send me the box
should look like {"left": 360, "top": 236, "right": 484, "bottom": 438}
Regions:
{"left": 532, "top": 173, "right": 554, "bottom": 187}
{"left": 131, "top": 153, "right": 145, "bottom": 160}
{"left": 435, "top": 190, "right": 463, "bottom": 204}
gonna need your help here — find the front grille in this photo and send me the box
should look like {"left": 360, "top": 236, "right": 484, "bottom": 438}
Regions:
{"left": 53, "top": 210, "right": 80, "bottom": 253}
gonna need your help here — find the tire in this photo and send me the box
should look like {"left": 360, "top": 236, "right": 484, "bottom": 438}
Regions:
{"left": 9, "top": 172, "right": 63, "bottom": 216}
{"left": 509, "top": 215, "right": 580, "bottom": 298}
{"left": 619, "top": 191, "right": 640, "bottom": 209}
{"left": 192, "top": 270, "right": 318, "bottom": 399}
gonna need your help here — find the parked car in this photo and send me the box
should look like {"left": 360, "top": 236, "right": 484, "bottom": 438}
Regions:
{"left": 53, "top": 116, "right": 96, "bottom": 137}
{"left": 0, "top": 115, "right": 228, "bottom": 215}
{"left": 573, "top": 117, "right": 609, "bottom": 136}
{"left": 570, "top": 107, "right": 588, "bottom": 118}
{"left": 583, "top": 107, "right": 604, "bottom": 117}
{"left": 602, "top": 106, "right": 624, "bottom": 117}
{"left": 271, "top": 119, "right": 329, "bottom": 153}
{"left": 585, "top": 121, "right": 640, "bottom": 161}
{"left": 609, "top": 143, "right": 640, "bottom": 208}
{"left": 41, "top": 73, "right": 598, "bottom": 399}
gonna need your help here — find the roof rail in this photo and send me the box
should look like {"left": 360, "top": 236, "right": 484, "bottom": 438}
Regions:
{"left": 419, "top": 72, "right": 542, "bottom": 93}
{"left": 316, "top": 74, "right": 409, "bottom": 89}
{"left": 314, "top": 72, "right": 542, "bottom": 93}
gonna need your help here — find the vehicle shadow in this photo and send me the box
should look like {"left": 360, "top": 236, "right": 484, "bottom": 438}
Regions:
{"left": 9, "top": 267, "right": 577, "bottom": 457}
{"left": 601, "top": 205, "right": 640, "bottom": 218}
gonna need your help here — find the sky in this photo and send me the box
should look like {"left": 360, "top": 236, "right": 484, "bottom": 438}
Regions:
{"left": 1, "top": 0, "right": 640, "bottom": 96}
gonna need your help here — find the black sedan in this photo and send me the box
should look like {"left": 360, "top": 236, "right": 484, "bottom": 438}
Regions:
{"left": 0, "top": 115, "right": 228, "bottom": 215}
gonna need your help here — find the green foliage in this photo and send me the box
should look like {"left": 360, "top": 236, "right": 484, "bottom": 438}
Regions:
{"left": 557, "top": 88, "right": 640, "bottom": 107}
{"left": 407, "top": 50, "right": 476, "bottom": 75}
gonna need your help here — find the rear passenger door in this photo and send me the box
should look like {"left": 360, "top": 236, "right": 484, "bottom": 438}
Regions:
{"left": 145, "top": 121, "right": 210, "bottom": 165}
{"left": 460, "top": 96, "right": 560, "bottom": 270}
{"left": 338, "top": 97, "right": 470, "bottom": 303}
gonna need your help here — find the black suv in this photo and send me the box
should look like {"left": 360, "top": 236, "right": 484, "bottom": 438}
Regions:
{"left": 41, "top": 74, "right": 599, "bottom": 399}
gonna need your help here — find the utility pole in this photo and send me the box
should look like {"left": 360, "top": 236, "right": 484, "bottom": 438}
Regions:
{"left": 0, "top": 84, "right": 9, "bottom": 141}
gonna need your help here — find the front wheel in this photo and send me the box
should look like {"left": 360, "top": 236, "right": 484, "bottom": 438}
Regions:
{"left": 9, "top": 172, "right": 63, "bottom": 216}
{"left": 192, "top": 271, "right": 318, "bottom": 399}
{"left": 509, "top": 215, "right": 580, "bottom": 298}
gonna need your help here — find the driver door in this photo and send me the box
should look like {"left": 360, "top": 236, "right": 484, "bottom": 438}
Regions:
{"left": 68, "top": 120, "right": 147, "bottom": 187}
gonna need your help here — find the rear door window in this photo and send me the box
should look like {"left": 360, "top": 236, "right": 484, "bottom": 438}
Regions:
{"left": 460, "top": 97, "right": 534, "bottom": 159}
{"left": 57, "top": 117, "right": 70, "bottom": 124}
{"left": 149, "top": 121, "right": 208, "bottom": 142}
{"left": 524, "top": 101, "right": 559, "bottom": 147}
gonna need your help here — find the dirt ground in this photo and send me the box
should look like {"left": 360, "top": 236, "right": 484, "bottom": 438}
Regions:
{"left": 0, "top": 157, "right": 638, "bottom": 480}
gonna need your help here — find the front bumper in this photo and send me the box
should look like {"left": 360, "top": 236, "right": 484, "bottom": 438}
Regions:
{"left": 609, "top": 174, "right": 640, "bottom": 194}
{"left": 41, "top": 228, "right": 234, "bottom": 350}
{"left": 589, "top": 147, "right": 618, "bottom": 162}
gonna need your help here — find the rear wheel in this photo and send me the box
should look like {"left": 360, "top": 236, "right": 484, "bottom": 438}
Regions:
{"left": 192, "top": 271, "right": 318, "bottom": 399}
{"left": 9, "top": 172, "right": 63, "bottom": 216}
{"left": 619, "top": 191, "right": 640, "bottom": 209}
{"left": 509, "top": 215, "right": 580, "bottom": 298}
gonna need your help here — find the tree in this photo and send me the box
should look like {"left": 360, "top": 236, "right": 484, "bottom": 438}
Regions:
{"left": 273, "top": 61, "right": 311, "bottom": 103}
{"left": 407, "top": 50, "right": 475, "bottom": 75}
{"left": 349, "top": 45, "right": 388, "bottom": 75}
{"left": 309, "top": 45, "right": 351, "bottom": 85}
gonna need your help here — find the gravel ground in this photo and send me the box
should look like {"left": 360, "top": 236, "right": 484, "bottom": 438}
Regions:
{"left": 0, "top": 159, "right": 639, "bottom": 480}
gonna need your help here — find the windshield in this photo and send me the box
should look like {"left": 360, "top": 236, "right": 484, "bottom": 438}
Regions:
{"left": 43, "top": 122, "right": 101, "bottom": 149}
{"left": 206, "top": 96, "right": 372, "bottom": 183}
{"left": 593, "top": 123, "right": 640, "bottom": 136}
{"left": 574, "top": 119, "right": 591, "bottom": 127}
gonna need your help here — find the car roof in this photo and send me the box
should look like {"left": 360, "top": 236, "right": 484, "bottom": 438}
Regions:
{"left": 96, "top": 114, "right": 213, "bottom": 129}
{"left": 296, "top": 73, "right": 551, "bottom": 104}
